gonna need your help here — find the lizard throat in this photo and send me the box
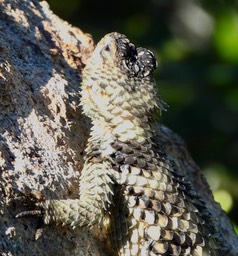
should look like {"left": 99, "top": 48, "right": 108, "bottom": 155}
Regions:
{"left": 91, "top": 117, "right": 156, "bottom": 150}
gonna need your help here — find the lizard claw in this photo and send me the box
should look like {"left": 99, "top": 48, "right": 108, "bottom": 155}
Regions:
{"left": 14, "top": 190, "right": 45, "bottom": 204}
{"left": 16, "top": 209, "right": 45, "bottom": 240}
{"left": 16, "top": 209, "right": 43, "bottom": 218}
{"left": 14, "top": 193, "right": 45, "bottom": 240}
{"left": 14, "top": 190, "right": 45, "bottom": 221}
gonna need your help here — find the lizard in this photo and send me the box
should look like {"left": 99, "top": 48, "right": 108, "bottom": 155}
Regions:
{"left": 17, "top": 32, "right": 228, "bottom": 256}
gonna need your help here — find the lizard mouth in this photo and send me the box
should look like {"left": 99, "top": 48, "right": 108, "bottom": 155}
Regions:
{"left": 115, "top": 33, "right": 157, "bottom": 78}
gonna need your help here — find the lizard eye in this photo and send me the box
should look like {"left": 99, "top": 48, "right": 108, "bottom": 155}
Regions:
{"left": 104, "top": 44, "right": 111, "bottom": 52}
{"left": 101, "top": 43, "right": 111, "bottom": 58}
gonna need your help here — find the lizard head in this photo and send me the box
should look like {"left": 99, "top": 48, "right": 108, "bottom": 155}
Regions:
{"left": 81, "top": 32, "right": 166, "bottom": 122}
{"left": 83, "top": 32, "right": 157, "bottom": 79}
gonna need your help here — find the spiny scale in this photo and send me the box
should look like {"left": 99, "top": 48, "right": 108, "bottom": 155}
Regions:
{"left": 21, "top": 32, "right": 228, "bottom": 255}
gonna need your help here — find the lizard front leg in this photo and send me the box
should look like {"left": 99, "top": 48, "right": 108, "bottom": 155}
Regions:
{"left": 17, "top": 161, "right": 115, "bottom": 230}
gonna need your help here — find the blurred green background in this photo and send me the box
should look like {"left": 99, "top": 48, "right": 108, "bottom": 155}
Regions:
{"left": 46, "top": 0, "right": 238, "bottom": 232}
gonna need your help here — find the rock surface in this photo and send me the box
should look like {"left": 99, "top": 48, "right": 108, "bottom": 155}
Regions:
{"left": 0, "top": 0, "right": 237, "bottom": 255}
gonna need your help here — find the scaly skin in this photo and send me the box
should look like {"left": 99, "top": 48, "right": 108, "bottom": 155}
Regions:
{"left": 20, "top": 33, "right": 228, "bottom": 255}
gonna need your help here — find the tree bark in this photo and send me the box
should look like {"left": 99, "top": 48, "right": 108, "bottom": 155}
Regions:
{"left": 0, "top": 0, "right": 237, "bottom": 255}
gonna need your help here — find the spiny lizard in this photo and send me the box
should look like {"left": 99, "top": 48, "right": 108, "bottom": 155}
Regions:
{"left": 17, "top": 32, "right": 228, "bottom": 256}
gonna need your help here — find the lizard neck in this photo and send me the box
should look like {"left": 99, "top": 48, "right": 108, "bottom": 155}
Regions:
{"left": 81, "top": 72, "right": 167, "bottom": 156}
{"left": 89, "top": 116, "right": 156, "bottom": 154}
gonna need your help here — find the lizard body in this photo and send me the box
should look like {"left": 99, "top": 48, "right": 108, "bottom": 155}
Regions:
{"left": 19, "top": 32, "right": 227, "bottom": 256}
